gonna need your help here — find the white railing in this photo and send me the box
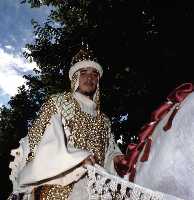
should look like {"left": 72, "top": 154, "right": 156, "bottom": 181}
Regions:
{"left": 86, "top": 165, "right": 184, "bottom": 200}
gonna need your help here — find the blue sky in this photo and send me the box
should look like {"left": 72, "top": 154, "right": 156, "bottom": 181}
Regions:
{"left": 0, "top": 0, "right": 50, "bottom": 106}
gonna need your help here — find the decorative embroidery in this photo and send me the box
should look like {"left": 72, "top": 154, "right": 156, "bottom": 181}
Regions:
{"left": 86, "top": 165, "right": 171, "bottom": 200}
{"left": 27, "top": 97, "right": 57, "bottom": 162}
{"left": 35, "top": 184, "right": 73, "bottom": 200}
{"left": 53, "top": 92, "right": 110, "bottom": 165}
{"left": 69, "top": 109, "right": 109, "bottom": 166}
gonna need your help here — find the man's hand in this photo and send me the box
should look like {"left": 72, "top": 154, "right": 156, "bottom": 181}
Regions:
{"left": 82, "top": 155, "right": 95, "bottom": 167}
{"left": 114, "top": 155, "right": 129, "bottom": 177}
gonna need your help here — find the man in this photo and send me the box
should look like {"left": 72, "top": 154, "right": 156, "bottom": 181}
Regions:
{"left": 9, "top": 45, "right": 123, "bottom": 199}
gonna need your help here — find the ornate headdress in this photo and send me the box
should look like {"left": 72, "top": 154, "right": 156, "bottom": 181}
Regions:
{"left": 69, "top": 42, "right": 103, "bottom": 81}
{"left": 69, "top": 42, "right": 102, "bottom": 112}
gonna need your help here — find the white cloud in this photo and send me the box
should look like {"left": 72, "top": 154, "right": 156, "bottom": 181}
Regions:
{"left": 5, "top": 45, "right": 14, "bottom": 50}
{"left": 0, "top": 89, "right": 10, "bottom": 107}
{"left": 0, "top": 0, "right": 51, "bottom": 106}
{"left": 0, "top": 48, "right": 37, "bottom": 96}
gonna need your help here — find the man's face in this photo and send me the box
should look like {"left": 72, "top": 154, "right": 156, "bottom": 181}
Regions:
{"left": 78, "top": 67, "right": 99, "bottom": 97}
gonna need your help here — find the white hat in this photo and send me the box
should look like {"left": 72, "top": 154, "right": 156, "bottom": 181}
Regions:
{"left": 69, "top": 60, "right": 103, "bottom": 80}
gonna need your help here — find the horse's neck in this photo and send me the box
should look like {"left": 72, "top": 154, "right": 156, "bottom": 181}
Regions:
{"left": 134, "top": 93, "right": 194, "bottom": 200}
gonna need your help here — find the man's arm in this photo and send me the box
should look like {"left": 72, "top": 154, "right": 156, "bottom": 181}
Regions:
{"left": 27, "top": 96, "right": 58, "bottom": 162}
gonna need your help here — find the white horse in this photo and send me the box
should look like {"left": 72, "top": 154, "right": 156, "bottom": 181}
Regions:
{"left": 129, "top": 83, "right": 194, "bottom": 200}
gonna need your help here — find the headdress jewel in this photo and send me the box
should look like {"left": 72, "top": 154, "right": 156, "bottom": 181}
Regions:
{"left": 69, "top": 42, "right": 103, "bottom": 80}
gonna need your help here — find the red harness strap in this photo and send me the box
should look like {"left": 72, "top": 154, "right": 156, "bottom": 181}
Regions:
{"left": 125, "top": 83, "right": 194, "bottom": 181}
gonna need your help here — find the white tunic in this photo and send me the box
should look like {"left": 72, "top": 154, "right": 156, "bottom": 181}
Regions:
{"left": 9, "top": 92, "right": 121, "bottom": 199}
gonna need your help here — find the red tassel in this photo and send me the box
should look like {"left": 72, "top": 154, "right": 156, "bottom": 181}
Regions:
{"left": 129, "top": 167, "right": 136, "bottom": 182}
{"left": 140, "top": 138, "right": 152, "bottom": 162}
{"left": 163, "top": 106, "right": 179, "bottom": 131}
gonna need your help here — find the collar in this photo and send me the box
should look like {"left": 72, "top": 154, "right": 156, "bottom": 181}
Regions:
{"left": 73, "top": 92, "right": 97, "bottom": 116}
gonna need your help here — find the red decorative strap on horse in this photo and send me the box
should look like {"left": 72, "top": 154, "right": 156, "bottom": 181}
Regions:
{"left": 151, "top": 101, "right": 173, "bottom": 122}
{"left": 124, "top": 142, "right": 145, "bottom": 177}
{"left": 129, "top": 166, "right": 136, "bottom": 182}
{"left": 139, "top": 122, "right": 157, "bottom": 141}
{"left": 163, "top": 105, "right": 179, "bottom": 131}
{"left": 163, "top": 83, "right": 194, "bottom": 131}
{"left": 167, "top": 82, "right": 194, "bottom": 102}
{"left": 140, "top": 137, "right": 152, "bottom": 162}
{"left": 125, "top": 82, "right": 194, "bottom": 181}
